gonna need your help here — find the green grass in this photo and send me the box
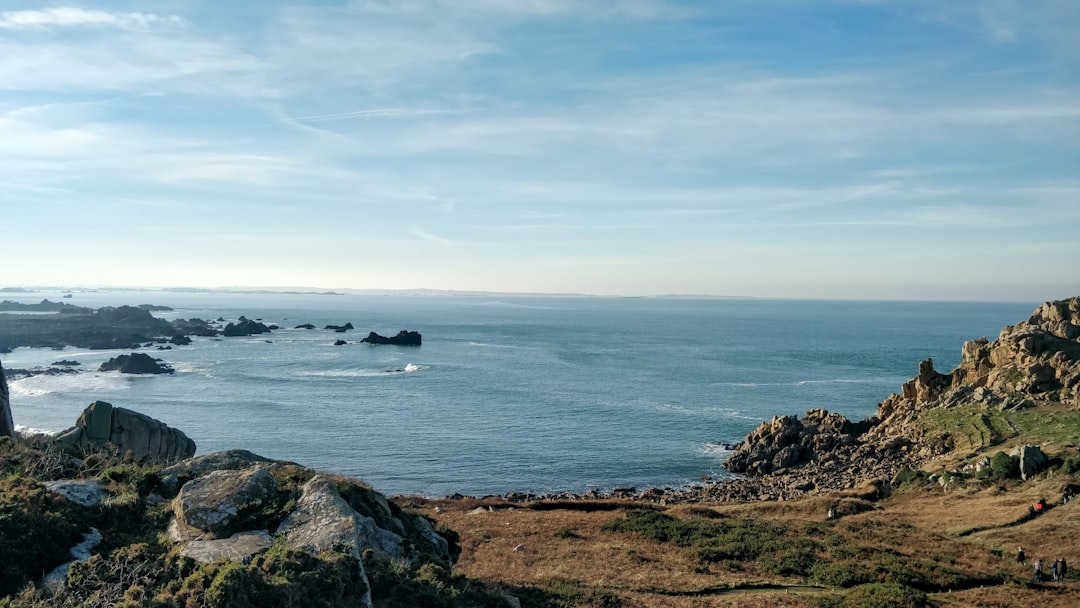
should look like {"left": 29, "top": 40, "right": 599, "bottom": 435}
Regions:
{"left": 918, "top": 404, "right": 1016, "bottom": 452}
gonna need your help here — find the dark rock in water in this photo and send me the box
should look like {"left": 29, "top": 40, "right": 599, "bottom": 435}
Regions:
{"left": 295, "top": 323, "right": 315, "bottom": 330}
{"left": 99, "top": 353, "right": 174, "bottom": 374}
{"left": 137, "top": 304, "right": 174, "bottom": 312}
{"left": 172, "top": 318, "right": 218, "bottom": 337}
{"left": 169, "top": 335, "right": 192, "bottom": 346}
{"left": 53, "top": 400, "right": 195, "bottom": 462}
{"left": 334, "top": 339, "right": 348, "bottom": 346}
{"left": 0, "top": 298, "right": 92, "bottom": 314}
{"left": 360, "top": 330, "right": 422, "bottom": 346}
{"left": 0, "top": 362, "right": 13, "bottom": 438}
{"left": 222, "top": 317, "right": 271, "bottom": 337}
{"left": 52, "top": 359, "right": 81, "bottom": 366}
{"left": 324, "top": 322, "right": 354, "bottom": 332}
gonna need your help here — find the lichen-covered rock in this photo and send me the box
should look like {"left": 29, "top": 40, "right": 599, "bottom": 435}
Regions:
{"left": 53, "top": 401, "right": 195, "bottom": 463}
{"left": 277, "top": 476, "right": 376, "bottom": 608}
{"left": 179, "top": 530, "right": 274, "bottom": 564}
{"left": 0, "top": 361, "right": 13, "bottom": 438}
{"left": 46, "top": 480, "right": 106, "bottom": 507}
{"left": 174, "top": 467, "right": 277, "bottom": 538}
{"left": 159, "top": 449, "right": 278, "bottom": 496}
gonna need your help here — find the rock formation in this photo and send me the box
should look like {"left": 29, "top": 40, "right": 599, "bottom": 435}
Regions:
{"left": 0, "top": 361, "right": 13, "bottom": 438}
{"left": 54, "top": 401, "right": 196, "bottom": 462}
{"left": 723, "top": 295, "right": 1080, "bottom": 497}
{"left": 163, "top": 454, "right": 453, "bottom": 608}
{"left": 99, "top": 352, "right": 174, "bottom": 374}
{"left": 360, "top": 330, "right": 422, "bottom": 345}
{"left": 222, "top": 316, "right": 271, "bottom": 337}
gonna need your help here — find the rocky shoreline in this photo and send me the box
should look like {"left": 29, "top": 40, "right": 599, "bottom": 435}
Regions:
{"left": 442, "top": 295, "right": 1080, "bottom": 507}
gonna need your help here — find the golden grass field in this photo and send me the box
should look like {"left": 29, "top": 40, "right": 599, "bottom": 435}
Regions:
{"left": 413, "top": 470, "right": 1080, "bottom": 608}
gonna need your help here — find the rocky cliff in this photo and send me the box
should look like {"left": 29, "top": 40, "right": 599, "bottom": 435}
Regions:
{"left": 0, "top": 361, "right": 13, "bottom": 438}
{"left": 721, "top": 295, "right": 1080, "bottom": 499}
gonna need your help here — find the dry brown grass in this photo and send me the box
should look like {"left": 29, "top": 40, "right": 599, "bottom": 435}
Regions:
{"left": 412, "top": 472, "right": 1080, "bottom": 608}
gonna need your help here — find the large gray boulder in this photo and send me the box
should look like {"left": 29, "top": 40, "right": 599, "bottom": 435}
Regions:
{"left": 1011, "top": 444, "right": 1048, "bottom": 481}
{"left": 53, "top": 401, "right": 195, "bottom": 463}
{"left": 277, "top": 476, "right": 376, "bottom": 608}
{"left": 0, "top": 361, "right": 13, "bottom": 438}
{"left": 174, "top": 467, "right": 278, "bottom": 538}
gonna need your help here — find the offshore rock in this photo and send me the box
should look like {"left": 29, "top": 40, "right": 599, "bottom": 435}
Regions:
{"left": 99, "top": 352, "right": 174, "bottom": 374}
{"left": 222, "top": 316, "right": 271, "bottom": 337}
{"left": 360, "top": 330, "right": 422, "bottom": 346}
{"left": 0, "top": 361, "right": 13, "bottom": 438}
{"left": 54, "top": 401, "right": 196, "bottom": 463}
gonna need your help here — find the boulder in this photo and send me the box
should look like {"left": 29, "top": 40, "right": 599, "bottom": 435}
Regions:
{"left": 360, "top": 330, "right": 422, "bottom": 346}
{"left": 0, "top": 361, "right": 13, "bottom": 438}
{"left": 179, "top": 530, "right": 274, "bottom": 564}
{"left": 324, "top": 323, "right": 354, "bottom": 332}
{"left": 98, "top": 352, "right": 174, "bottom": 374}
{"left": 174, "top": 467, "right": 278, "bottom": 538}
{"left": 277, "top": 476, "right": 376, "bottom": 608}
{"left": 222, "top": 317, "right": 271, "bottom": 337}
{"left": 1011, "top": 444, "right": 1048, "bottom": 481}
{"left": 46, "top": 480, "right": 106, "bottom": 507}
{"left": 53, "top": 401, "right": 196, "bottom": 463}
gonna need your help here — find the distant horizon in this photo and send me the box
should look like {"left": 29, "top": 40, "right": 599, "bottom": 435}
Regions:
{"left": 3, "top": 2, "right": 1077, "bottom": 301}
{"left": 0, "top": 283, "right": 1066, "bottom": 304}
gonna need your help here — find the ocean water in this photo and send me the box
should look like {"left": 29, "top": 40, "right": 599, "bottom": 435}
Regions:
{"left": 2, "top": 291, "right": 1038, "bottom": 497}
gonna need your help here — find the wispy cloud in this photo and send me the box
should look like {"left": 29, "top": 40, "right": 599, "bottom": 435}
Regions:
{"left": 0, "top": 7, "right": 184, "bottom": 30}
{"left": 410, "top": 229, "right": 454, "bottom": 246}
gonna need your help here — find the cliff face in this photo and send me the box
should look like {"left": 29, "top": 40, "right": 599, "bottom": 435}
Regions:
{"left": 724, "top": 296, "right": 1080, "bottom": 490}
{"left": 0, "top": 361, "right": 13, "bottom": 438}
{"left": 868, "top": 295, "right": 1080, "bottom": 451}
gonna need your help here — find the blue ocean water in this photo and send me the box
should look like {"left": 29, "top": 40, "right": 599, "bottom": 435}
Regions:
{"left": 2, "top": 291, "right": 1038, "bottom": 497}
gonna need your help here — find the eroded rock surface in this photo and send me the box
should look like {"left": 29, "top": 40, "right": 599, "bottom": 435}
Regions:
{"left": 54, "top": 401, "right": 196, "bottom": 463}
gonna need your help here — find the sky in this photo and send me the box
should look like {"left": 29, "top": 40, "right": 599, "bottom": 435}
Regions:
{"left": 1, "top": 1, "right": 1078, "bottom": 301}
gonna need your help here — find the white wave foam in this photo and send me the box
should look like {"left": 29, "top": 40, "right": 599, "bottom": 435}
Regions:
{"left": 9, "top": 373, "right": 130, "bottom": 397}
{"left": 15, "top": 424, "right": 58, "bottom": 437}
{"left": 699, "top": 442, "right": 738, "bottom": 457}
{"left": 796, "top": 379, "right": 868, "bottom": 385}
{"left": 296, "top": 363, "right": 428, "bottom": 378}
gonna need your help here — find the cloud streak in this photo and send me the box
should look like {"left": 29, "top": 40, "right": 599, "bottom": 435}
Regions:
{"left": 0, "top": 7, "right": 184, "bottom": 30}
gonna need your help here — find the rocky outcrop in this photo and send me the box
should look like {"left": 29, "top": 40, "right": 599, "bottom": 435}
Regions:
{"left": 360, "top": 330, "right": 422, "bottom": 346}
{"left": 722, "top": 296, "right": 1080, "bottom": 498}
{"left": 0, "top": 361, "right": 13, "bottom": 438}
{"left": 724, "top": 409, "right": 871, "bottom": 476}
{"left": 54, "top": 401, "right": 196, "bottom": 462}
{"left": 0, "top": 303, "right": 176, "bottom": 352}
{"left": 222, "top": 316, "right": 271, "bottom": 337}
{"left": 161, "top": 455, "right": 453, "bottom": 608}
{"left": 99, "top": 352, "right": 174, "bottom": 374}
{"left": 1012, "top": 444, "right": 1048, "bottom": 481}
{"left": 325, "top": 322, "right": 355, "bottom": 332}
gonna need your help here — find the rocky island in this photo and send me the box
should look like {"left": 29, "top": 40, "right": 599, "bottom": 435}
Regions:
{"left": 0, "top": 296, "right": 1078, "bottom": 607}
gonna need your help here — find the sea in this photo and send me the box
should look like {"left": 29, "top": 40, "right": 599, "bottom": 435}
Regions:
{"left": 1, "top": 290, "right": 1039, "bottom": 497}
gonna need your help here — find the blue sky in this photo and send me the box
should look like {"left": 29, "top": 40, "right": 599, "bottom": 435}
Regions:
{"left": 1, "top": 1, "right": 1077, "bottom": 300}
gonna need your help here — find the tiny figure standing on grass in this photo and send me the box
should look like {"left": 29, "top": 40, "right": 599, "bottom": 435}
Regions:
{"left": 1017, "top": 546, "right": 1026, "bottom": 564}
